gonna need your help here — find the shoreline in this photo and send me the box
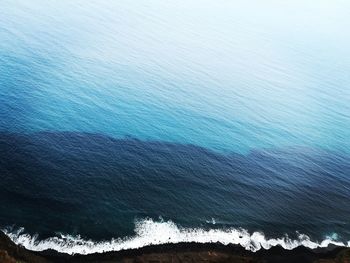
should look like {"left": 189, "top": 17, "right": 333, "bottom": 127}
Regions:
{"left": 1, "top": 231, "right": 349, "bottom": 263}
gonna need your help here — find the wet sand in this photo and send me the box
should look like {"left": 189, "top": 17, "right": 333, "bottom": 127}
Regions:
{"left": 1, "top": 230, "right": 349, "bottom": 263}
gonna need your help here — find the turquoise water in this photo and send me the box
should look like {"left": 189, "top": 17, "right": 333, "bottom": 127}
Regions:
{"left": 1, "top": 0, "right": 350, "bottom": 254}
{"left": 1, "top": 0, "right": 350, "bottom": 153}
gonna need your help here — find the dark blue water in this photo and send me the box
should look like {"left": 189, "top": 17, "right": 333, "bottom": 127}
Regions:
{"left": 0, "top": 0, "right": 350, "bottom": 253}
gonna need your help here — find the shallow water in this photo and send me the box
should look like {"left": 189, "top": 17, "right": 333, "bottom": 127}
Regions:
{"left": 0, "top": 0, "right": 350, "bottom": 253}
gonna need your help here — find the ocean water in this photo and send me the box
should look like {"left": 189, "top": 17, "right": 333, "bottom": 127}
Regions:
{"left": 1, "top": 0, "right": 350, "bottom": 253}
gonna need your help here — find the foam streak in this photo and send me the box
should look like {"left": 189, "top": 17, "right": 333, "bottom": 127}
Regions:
{"left": 3, "top": 219, "right": 349, "bottom": 255}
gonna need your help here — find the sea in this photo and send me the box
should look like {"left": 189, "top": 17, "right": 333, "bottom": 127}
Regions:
{"left": 0, "top": 0, "right": 350, "bottom": 254}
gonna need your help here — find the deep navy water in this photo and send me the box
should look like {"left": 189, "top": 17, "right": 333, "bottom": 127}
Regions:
{"left": 0, "top": 0, "right": 350, "bottom": 253}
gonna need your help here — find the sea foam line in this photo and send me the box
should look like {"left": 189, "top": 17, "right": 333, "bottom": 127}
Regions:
{"left": 3, "top": 219, "right": 349, "bottom": 255}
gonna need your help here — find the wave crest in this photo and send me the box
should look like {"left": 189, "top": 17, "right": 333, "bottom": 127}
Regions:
{"left": 3, "top": 219, "right": 349, "bottom": 255}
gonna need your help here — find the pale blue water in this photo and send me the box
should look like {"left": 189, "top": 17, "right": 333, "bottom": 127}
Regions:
{"left": 1, "top": 0, "right": 350, "bottom": 253}
{"left": 1, "top": 0, "right": 350, "bottom": 153}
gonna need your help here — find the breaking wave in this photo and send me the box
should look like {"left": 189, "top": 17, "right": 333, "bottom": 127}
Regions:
{"left": 3, "top": 219, "right": 349, "bottom": 255}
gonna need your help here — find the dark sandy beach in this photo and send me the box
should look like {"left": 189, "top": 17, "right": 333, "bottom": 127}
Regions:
{"left": 1, "top": 230, "right": 349, "bottom": 263}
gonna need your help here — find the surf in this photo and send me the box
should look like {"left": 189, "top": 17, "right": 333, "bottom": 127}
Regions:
{"left": 3, "top": 219, "right": 349, "bottom": 255}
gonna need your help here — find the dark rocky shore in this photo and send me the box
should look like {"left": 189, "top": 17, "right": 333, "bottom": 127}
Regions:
{"left": 1, "top": 231, "right": 349, "bottom": 263}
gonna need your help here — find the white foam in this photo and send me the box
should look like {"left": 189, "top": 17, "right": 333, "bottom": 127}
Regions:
{"left": 3, "top": 219, "right": 349, "bottom": 255}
